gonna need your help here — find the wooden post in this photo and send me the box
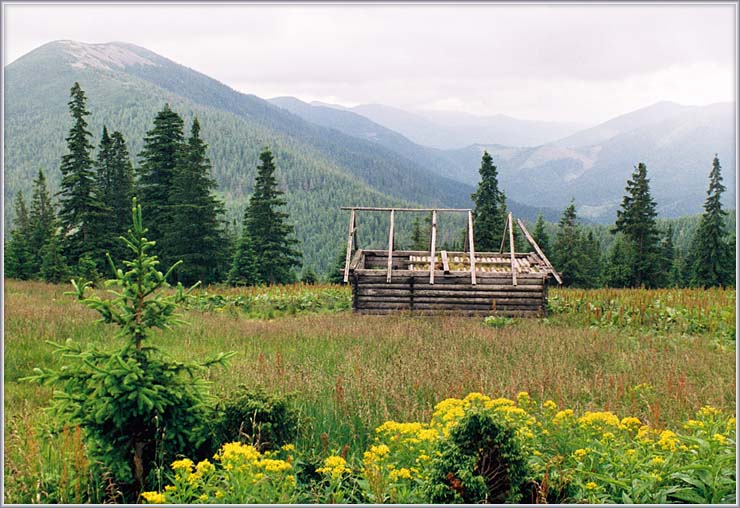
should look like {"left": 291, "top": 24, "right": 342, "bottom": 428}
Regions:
{"left": 499, "top": 214, "right": 509, "bottom": 254}
{"left": 429, "top": 210, "right": 437, "bottom": 284}
{"left": 468, "top": 210, "right": 476, "bottom": 285}
{"left": 508, "top": 212, "right": 517, "bottom": 286}
{"left": 343, "top": 209, "right": 355, "bottom": 283}
{"left": 441, "top": 250, "right": 450, "bottom": 273}
{"left": 517, "top": 218, "right": 563, "bottom": 285}
{"left": 386, "top": 209, "right": 395, "bottom": 283}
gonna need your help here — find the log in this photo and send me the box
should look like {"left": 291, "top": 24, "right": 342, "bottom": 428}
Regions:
{"left": 430, "top": 210, "right": 437, "bottom": 284}
{"left": 343, "top": 209, "right": 355, "bottom": 283}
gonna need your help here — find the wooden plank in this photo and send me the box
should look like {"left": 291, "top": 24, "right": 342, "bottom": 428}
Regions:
{"left": 516, "top": 218, "right": 563, "bottom": 285}
{"left": 349, "top": 249, "right": 364, "bottom": 270}
{"left": 355, "top": 273, "right": 546, "bottom": 284}
{"left": 358, "top": 297, "right": 545, "bottom": 305}
{"left": 499, "top": 213, "right": 509, "bottom": 254}
{"left": 468, "top": 210, "right": 476, "bottom": 285}
{"left": 386, "top": 209, "right": 395, "bottom": 283}
{"left": 442, "top": 250, "right": 450, "bottom": 275}
{"left": 508, "top": 212, "right": 517, "bottom": 286}
{"left": 357, "top": 284, "right": 544, "bottom": 292}
{"left": 429, "top": 210, "right": 437, "bottom": 284}
{"left": 343, "top": 209, "right": 355, "bottom": 283}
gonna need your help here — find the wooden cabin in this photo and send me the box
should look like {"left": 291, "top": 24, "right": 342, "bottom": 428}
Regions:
{"left": 342, "top": 207, "right": 562, "bottom": 316}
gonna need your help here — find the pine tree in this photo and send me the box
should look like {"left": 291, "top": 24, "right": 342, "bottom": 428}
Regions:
{"left": 613, "top": 163, "right": 662, "bottom": 288}
{"left": 28, "top": 170, "right": 60, "bottom": 276}
{"left": 228, "top": 228, "right": 260, "bottom": 286}
{"left": 58, "top": 82, "right": 97, "bottom": 264}
{"left": 687, "top": 155, "right": 735, "bottom": 287}
{"left": 137, "top": 104, "right": 185, "bottom": 252}
{"left": 166, "top": 118, "right": 227, "bottom": 286}
{"left": 232, "top": 148, "right": 301, "bottom": 285}
{"left": 552, "top": 200, "right": 586, "bottom": 286}
{"left": 532, "top": 213, "right": 551, "bottom": 258}
{"left": 5, "top": 192, "right": 34, "bottom": 279}
{"left": 604, "top": 234, "right": 635, "bottom": 288}
{"left": 471, "top": 151, "right": 507, "bottom": 251}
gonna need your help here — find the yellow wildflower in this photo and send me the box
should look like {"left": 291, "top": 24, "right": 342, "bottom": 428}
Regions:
{"left": 585, "top": 482, "right": 598, "bottom": 490}
{"left": 602, "top": 432, "right": 615, "bottom": 441}
{"left": 657, "top": 430, "right": 679, "bottom": 451}
{"left": 620, "top": 416, "right": 642, "bottom": 430}
{"left": 649, "top": 457, "right": 665, "bottom": 467}
{"left": 259, "top": 458, "right": 293, "bottom": 473}
{"left": 577, "top": 411, "right": 620, "bottom": 429}
{"left": 171, "top": 458, "right": 194, "bottom": 472}
{"left": 389, "top": 467, "right": 413, "bottom": 481}
{"left": 517, "top": 391, "right": 532, "bottom": 406}
{"left": 196, "top": 459, "right": 215, "bottom": 475}
{"left": 281, "top": 443, "right": 296, "bottom": 452}
{"left": 573, "top": 448, "right": 588, "bottom": 460}
{"left": 486, "top": 397, "right": 516, "bottom": 408}
{"left": 626, "top": 449, "right": 636, "bottom": 457}
{"left": 164, "top": 485, "right": 176, "bottom": 492}
{"left": 543, "top": 400, "right": 558, "bottom": 411}
{"left": 726, "top": 417, "right": 736, "bottom": 431}
{"left": 316, "top": 455, "right": 351, "bottom": 479}
{"left": 198, "top": 494, "right": 208, "bottom": 502}
{"left": 712, "top": 433, "right": 728, "bottom": 445}
{"left": 141, "top": 491, "right": 166, "bottom": 504}
{"left": 637, "top": 425, "right": 654, "bottom": 443}
{"left": 553, "top": 409, "right": 574, "bottom": 425}
{"left": 215, "top": 490, "right": 224, "bottom": 499}
{"left": 683, "top": 419, "right": 704, "bottom": 430}
{"left": 699, "top": 406, "right": 721, "bottom": 418}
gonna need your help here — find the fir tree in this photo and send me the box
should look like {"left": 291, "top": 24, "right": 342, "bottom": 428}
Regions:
{"left": 613, "top": 163, "right": 662, "bottom": 288}
{"left": 327, "top": 246, "right": 349, "bottom": 284}
{"left": 137, "top": 104, "right": 185, "bottom": 251}
{"left": 58, "top": 82, "right": 97, "bottom": 264}
{"left": 228, "top": 228, "right": 260, "bottom": 286}
{"left": 5, "top": 192, "right": 34, "bottom": 280}
{"left": 231, "top": 148, "right": 301, "bottom": 285}
{"left": 552, "top": 200, "right": 586, "bottom": 286}
{"left": 532, "top": 213, "right": 551, "bottom": 258}
{"left": 687, "top": 155, "right": 735, "bottom": 287}
{"left": 580, "top": 230, "right": 603, "bottom": 287}
{"left": 300, "top": 266, "right": 319, "bottom": 285}
{"left": 471, "top": 151, "right": 507, "bottom": 251}
{"left": 410, "top": 213, "right": 432, "bottom": 251}
{"left": 604, "top": 234, "right": 635, "bottom": 288}
{"left": 108, "top": 131, "right": 136, "bottom": 261}
{"left": 660, "top": 224, "right": 678, "bottom": 287}
{"left": 40, "top": 232, "right": 69, "bottom": 284}
{"left": 87, "top": 127, "right": 116, "bottom": 268}
{"left": 166, "top": 118, "right": 227, "bottom": 286}
{"left": 27, "top": 170, "right": 61, "bottom": 279}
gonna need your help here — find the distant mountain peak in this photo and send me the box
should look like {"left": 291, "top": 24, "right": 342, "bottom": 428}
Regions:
{"left": 53, "top": 40, "right": 159, "bottom": 71}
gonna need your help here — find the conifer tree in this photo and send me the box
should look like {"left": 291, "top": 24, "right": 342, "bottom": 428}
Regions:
{"left": 230, "top": 148, "right": 301, "bottom": 285}
{"left": 604, "top": 234, "right": 634, "bottom": 288}
{"left": 28, "top": 170, "right": 60, "bottom": 275}
{"left": 659, "top": 224, "right": 677, "bottom": 287}
{"left": 5, "top": 192, "right": 34, "bottom": 279}
{"left": 40, "top": 233, "right": 69, "bottom": 284}
{"left": 410, "top": 213, "right": 432, "bottom": 251}
{"left": 532, "top": 213, "right": 551, "bottom": 258}
{"left": 228, "top": 228, "right": 260, "bottom": 286}
{"left": 472, "top": 151, "right": 507, "bottom": 251}
{"left": 612, "top": 163, "right": 662, "bottom": 288}
{"left": 552, "top": 200, "right": 585, "bottom": 286}
{"left": 166, "top": 118, "right": 227, "bottom": 285}
{"left": 580, "top": 230, "right": 603, "bottom": 287}
{"left": 687, "top": 155, "right": 735, "bottom": 287}
{"left": 137, "top": 104, "right": 185, "bottom": 251}
{"left": 108, "top": 131, "right": 136, "bottom": 260}
{"left": 327, "top": 246, "right": 348, "bottom": 284}
{"left": 58, "top": 82, "right": 97, "bottom": 264}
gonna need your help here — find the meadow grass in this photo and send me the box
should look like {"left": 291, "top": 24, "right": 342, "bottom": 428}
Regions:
{"left": 3, "top": 279, "right": 736, "bottom": 502}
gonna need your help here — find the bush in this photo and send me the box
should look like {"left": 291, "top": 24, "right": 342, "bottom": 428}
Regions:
{"left": 210, "top": 388, "right": 299, "bottom": 453}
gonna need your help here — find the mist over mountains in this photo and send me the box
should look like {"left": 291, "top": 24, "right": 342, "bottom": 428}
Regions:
{"left": 4, "top": 40, "right": 736, "bottom": 274}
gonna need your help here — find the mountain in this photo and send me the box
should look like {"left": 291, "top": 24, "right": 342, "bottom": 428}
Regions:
{"left": 269, "top": 96, "right": 563, "bottom": 222}
{"left": 440, "top": 102, "right": 736, "bottom": 221}
{"left": 554, "top": 101, "right": 694, "bottom": 148}
{"left": 318, "top": 102, "right": 585, "bottom": 149}
{"left": 4, "top": 40, "right": 476, "bottom": 273}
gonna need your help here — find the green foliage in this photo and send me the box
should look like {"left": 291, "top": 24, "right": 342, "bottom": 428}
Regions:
{"left": 39, "top": 233, "right": 70, "bottom": 284}
{"left": 231, "top": 148, "right": 301, "bottom": 285}
{"left": 483, "top": 315, "right": 517, "bottom": 328}
{"left": 58, "top": 82, "right": 97, "bottom": 265}
{"left": 23, "top": 199, "right": 234, "bottom": 501}
{"left": 531, "top": 213, "right": 551, "bottom": 258}
{"left": 687, "top": 155, "right": 735, "bottom": 287}
{"left": 5, "top": 192, "right": 35, "bottom": 280}
{"left": 603, "top": 234, "right": 635, "bottom": 288}
{"left": 300, "top": 267, "right": 319, "bottom": 285}
{"left": 471, "top": 151, "right": 507, "bottom": 251}
{"left": 137, "top": 103, "right": 185, "bottom": 254}
{"left": 613, "top": 163, "right": 663, "bottom": 288}
{"left": 552, "top": 200, "right": 600, "bottom": 287}
{"left": 427, "top": 408, "right": 530, "bottom": 503}
{"left": 210, "top": 388, "right": 300, "bottom": 453}
{"left": 166, "top": 117, "right": 229, "bottom": 286}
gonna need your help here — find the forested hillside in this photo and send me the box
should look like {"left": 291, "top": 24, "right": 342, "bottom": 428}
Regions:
{"left": 4, "top": 41, "right": 473, "bottom": 272}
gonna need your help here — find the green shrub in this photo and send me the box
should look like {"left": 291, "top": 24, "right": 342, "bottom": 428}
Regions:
{"left": 483, "top": 315, "right": 516, "bottom": 328}
{"left": 210, "top": 388, "right": 299, "bottom": 453}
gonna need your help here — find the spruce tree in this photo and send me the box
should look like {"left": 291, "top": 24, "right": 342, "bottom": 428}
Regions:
{"left": 58, "top": 82, "right": 97, "bottom": 264}
{"left": 228, "top": 228, "right": 260, "bottom": 286}
{"left": 613, "top": 163, "right": 662, "bottom": 288}
{"left": 166, "top": 118, "right": 227, "bottom": 286}
{"left": 660, "top": 224, "right": 678, "bottom": 287}
{"left": 137, "top": 104, "right": 185, "bottom": 252}
{"left": 471, "top": 151, "right": 507, "bottom": 251}
{"left": 231, "top": 148, "right": 301, "bottom": 285}
{"left": 88, "top": 127, "right": 116, "bottom": 268}
{"left": 410, "top": 213, "right": 432, "bottom": 251}
{"left": 28, "top": 170, "right": 59, "bottom": 275}
{"left": 108, "top": 131, "right": 136, "bottom": 260}
{"left": 532, "top": 213, "right": 551, "bottom": 258}
{"left": 40, "top": 233, "right": 69, "bottom": 284}
{"left": 580, "top": 230, "right": 603, "bottom": 287}
{"left": 604, "top": 234, "right": 635, "bottom": 288}
{"left": 687, "top": 155, "right": 734, "bottom": 287}
{"left": 552, "top": 200, "right": 585, "bottom": 286}
{"left": 5, "top": 192, "right": 34, "bottom": 279}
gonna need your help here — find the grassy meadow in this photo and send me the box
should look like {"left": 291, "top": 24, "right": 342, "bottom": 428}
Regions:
{"left": 3, "top": 279, "right": 736, "bottom": 502}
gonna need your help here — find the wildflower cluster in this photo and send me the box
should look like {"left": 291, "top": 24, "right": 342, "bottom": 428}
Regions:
{"left": 141, "top": 442, "right": 296, "bottom": 503}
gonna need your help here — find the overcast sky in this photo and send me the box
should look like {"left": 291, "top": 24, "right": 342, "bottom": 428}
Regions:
{"left": 3, "top": 2, "right": 736, "bottom": 124}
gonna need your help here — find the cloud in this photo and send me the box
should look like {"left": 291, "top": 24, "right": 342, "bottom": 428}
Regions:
{"left": 3, "top": 3, "right": 736, "bottom": 124}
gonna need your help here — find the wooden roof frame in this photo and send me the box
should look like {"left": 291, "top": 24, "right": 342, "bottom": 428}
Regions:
{"left": 340, "top": 206, "right": 562, "bottom": 286}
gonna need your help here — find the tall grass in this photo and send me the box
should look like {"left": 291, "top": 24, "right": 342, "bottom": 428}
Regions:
{"left": 4, "top": 279, "right": 736, "bottom": 502}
